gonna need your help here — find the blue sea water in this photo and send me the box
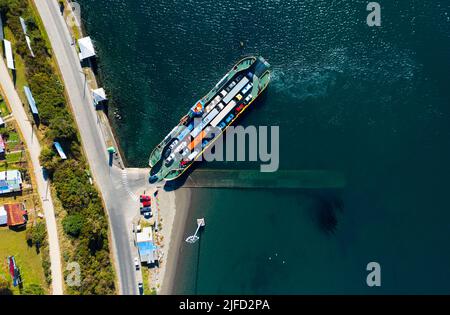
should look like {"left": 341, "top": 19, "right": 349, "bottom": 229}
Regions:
{"left": 77, "top": 0, "right": 450, "bottom": 293}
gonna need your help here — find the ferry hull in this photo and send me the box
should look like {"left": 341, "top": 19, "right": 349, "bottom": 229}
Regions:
{"left": 149, "top": 56, "right": 271, "bottom": 182}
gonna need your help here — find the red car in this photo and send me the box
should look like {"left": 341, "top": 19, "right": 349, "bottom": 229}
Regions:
{"left": 235, "top": 104, "right": 244, "bottom": 113}
{"left": 140, "top": 195, "right": 151, "bottom": 207}
{"left": 180, "top": 160, "right": 189, "bottom": 167}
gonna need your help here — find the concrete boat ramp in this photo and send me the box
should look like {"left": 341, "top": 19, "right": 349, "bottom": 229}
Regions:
{"left": 123, "top": 168, "right": 346, "bottom": 192}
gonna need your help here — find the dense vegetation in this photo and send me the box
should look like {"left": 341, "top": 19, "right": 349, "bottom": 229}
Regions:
{"left": 0, "top": 0, "right": 115, "bottom": 294}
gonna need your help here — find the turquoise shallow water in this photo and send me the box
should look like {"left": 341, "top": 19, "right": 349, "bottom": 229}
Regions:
{"left": 77, "top": 0, "right": 450, "bottom": 293}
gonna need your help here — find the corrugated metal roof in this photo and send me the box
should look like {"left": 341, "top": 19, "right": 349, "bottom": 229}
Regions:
{"left": 3, "top": 39, "right": 15, "bottom": 70}
{"left": 78, "top": 37, "right": 96, "bottom": 61}
{"left": 5, "top": 203, "right": 26, "bottom": 226}
{"left": 24, "top": 86, "right": 38, "bottom": 115}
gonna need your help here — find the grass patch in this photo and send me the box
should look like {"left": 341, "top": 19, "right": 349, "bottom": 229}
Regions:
{"left": 141, "top": 267, "right": 151, "bottom": 295}
{"left": 0, "top": 99, "right": 10, "bottom": 117}
{"left": 3, "top": 27, "right": 29, "bottom": 91}
{"left": 6, "top": 151, "right": 24, "bottom": 163}
{"left": 8, "top": 131, "right": 20, "bottom": 143}
{"left": 0, "top": 227, "right": 48, "bottom": 294}
{"left": 6, "top": 131, "right": 21, "bottom": 151}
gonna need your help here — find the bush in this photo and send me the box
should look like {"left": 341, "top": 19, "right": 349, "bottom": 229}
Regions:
{"left": 62, "top": 213, "right": 83, "bottom": 237}
{"left": 20, "top": 283, "right": 45, "bottom": 295}
{"left": 0, "top": 276, "right": 12, "bottom": 295}
{"left": 31, "top": 222, "right": 47, "bottom": 248}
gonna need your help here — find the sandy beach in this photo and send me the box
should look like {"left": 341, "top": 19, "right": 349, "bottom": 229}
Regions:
{"left": 158, "top": 188, "right": 192, "bottom": 294}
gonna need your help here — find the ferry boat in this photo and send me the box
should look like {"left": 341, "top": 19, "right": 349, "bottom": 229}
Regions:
{"left": 149, "top": 56, "right": 271, "bottom": 182}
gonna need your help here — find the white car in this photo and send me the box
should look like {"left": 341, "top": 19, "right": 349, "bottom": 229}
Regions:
{"left": 181, "top": 148, "right": 190, "bottom": 157}
{"left": 242, "top": 83, "right": 252, "bottom": 94}
{"left": 165, "top": 152, "right": 176, "bottom": 165}
{"left": 245, "top": 94, "right": 252, "bottom": 103}
{"left": 169, "top": 139, "right": 179, "bottom": 150}
{"left": 134, "top": 257, "right": 140, "bottom": 270}
{"left": 175, "top": 141, "right": 187, "bottom": 153}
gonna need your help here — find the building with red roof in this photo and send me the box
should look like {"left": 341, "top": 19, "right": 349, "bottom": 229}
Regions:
{"left": 1, "top": 203, "right": 27, "bottom": 227}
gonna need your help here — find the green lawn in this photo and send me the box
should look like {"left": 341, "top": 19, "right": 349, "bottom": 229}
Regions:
{"left": 0, "top": 227, "right": 48, "bottom": 294}
{"left": 6, "top": 151, "right": 24, "bottom": 163}
{"left": 3, "top": 27, "right": 29, "bottom": 100}
{"left": 8, "top": 132, "right": 19, "bottom": 143}
{"left": 6, "top": 132, "right": 20, "bottom": 152}
{"left": 0, "top": 99, "right": 9, "bottom": 117}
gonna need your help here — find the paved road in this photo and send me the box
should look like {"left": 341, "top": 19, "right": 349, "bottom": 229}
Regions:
{"left": 34, "top": 0, "right": 138, "bottom": 295}
{"left": 0, "top": 59, "right": 63, "bottom": 295}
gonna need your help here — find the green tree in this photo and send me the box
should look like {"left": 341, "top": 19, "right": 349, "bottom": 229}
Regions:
{"left": 62, "top": 213, "right": 83, "bottom": 237}
{"left": 31, "top": 222, "right": 47, "bottom": 248}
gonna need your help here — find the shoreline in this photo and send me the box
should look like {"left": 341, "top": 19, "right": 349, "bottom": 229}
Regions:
{"left": 61, "top": 0, "right": 126, "bottom": 169}
{"left": 159, "top": 188, "right": 192, "bottom": 295}
{"left": 59, "top": 0, "right": 193, "bottom": 294}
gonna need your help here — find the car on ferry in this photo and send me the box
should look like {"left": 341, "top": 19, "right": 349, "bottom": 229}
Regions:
{"left": 180, "top": 160, "right": 189, "bottom": 167}
{"left": 242, "top": 83, "right": 252, "bottom": 94}
{"left": 218, "top": 121, "right": 226, "bottom": 130}
{"left": 175, "top": 141, "right": 187, "bottom": 153}
{"left": 169, "top": 139, "right": 179, "bottom": 150}
{"left": 165, "top": 153, "right": 175, "bottom": 166}
{"left": 187, "top": 150, "right": 199, "bottom": 161}
{"left": 235, "top": 104, "right": 244, "bottom": 113}
{"left": 244, "top": 94, "right": 252, "bottom": 104}
{"left": 226, "top": 114, "right": 234, "bottom": 124}
{"left": 181, "top": 148, "right": 190, "bottom": 157}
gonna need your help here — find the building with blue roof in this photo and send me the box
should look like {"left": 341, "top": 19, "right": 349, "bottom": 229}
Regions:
{"left": 136, "top": 226, "right": 159, "bottom": 265}
{"left": 0, "top": 170, "right": 22, "bottom": 195}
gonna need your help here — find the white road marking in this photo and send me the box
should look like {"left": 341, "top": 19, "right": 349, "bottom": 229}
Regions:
{"left": 121, "top": 169, "right": 139, "bottom": 202}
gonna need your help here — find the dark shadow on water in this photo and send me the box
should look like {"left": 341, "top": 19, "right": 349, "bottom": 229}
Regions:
{"left": 194, "top": 227, "right": 203, "bottom": 295}
{"left": 163, "top": 160, "right": 204, "bottom": 191}
{"left": 300, "top": 190, "right": 344, "bottom": 236}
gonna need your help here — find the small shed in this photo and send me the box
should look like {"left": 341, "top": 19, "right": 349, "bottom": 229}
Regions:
{"left": 3, "top": 39, "right": 15, "bottom": 70}
{"left": 137, "top": 242, "right": 158, "bottom": 264}
{"left": 19, "top": 17, "right": 27, "bottom": 34}
{"left": 53, "top": 141, "right": 67, "bottom": 160}
{"left": 25, "top": 35, "right": 35, "bottom": 57}
{"left": 92, "top": 88, "right": 107, "bottom": 106}
{"left": 23, "top": 86, "right": 38, "bottom": 115}
{"left": 78, "top": 36, "right": 96, "bottom": 61}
